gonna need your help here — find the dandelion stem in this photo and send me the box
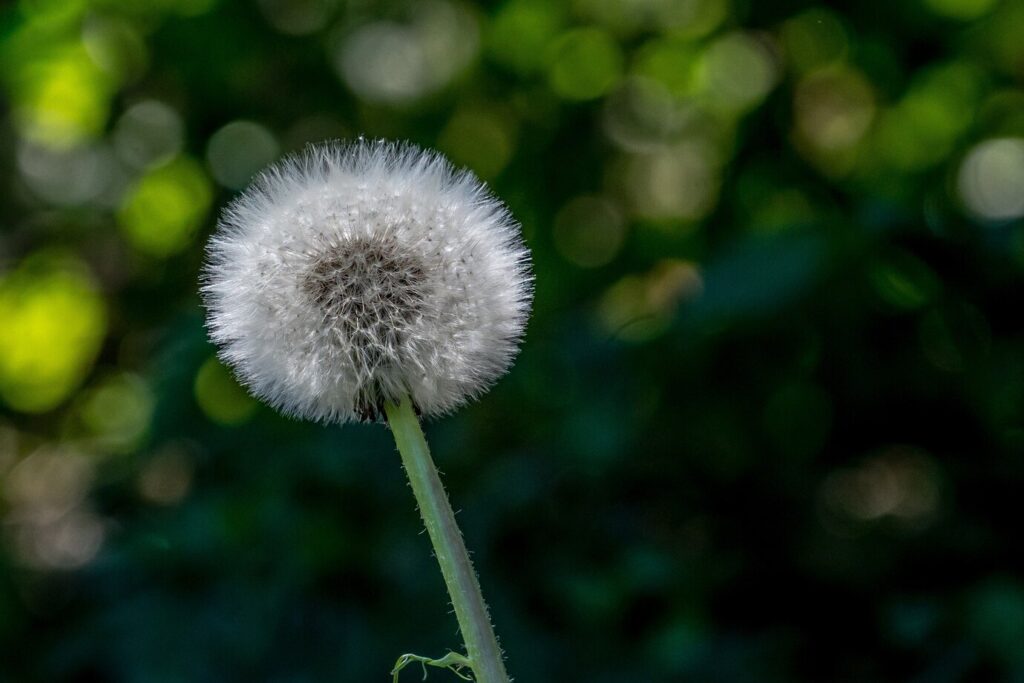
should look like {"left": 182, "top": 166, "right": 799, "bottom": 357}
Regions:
{"left": 384, "top": 394, "right": 510, "bottom": 683}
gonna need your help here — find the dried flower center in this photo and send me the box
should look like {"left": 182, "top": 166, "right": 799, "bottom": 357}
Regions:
{"left": 306, "top": 236, "right": 427, "bottom": 334}
{"left": 304, "top": 236, "right": 428, "bottom": 419}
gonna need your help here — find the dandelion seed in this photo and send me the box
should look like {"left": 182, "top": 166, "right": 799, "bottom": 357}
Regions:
{"left": 201, "top": 139, "right": 532, "bottom": 423}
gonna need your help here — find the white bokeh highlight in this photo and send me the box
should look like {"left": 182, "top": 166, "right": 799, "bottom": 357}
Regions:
{"left": 958, "top": 137, "right": 1024, "bottom": 221}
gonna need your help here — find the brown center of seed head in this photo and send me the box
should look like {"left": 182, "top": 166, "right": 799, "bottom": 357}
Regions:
{"left": 304, "top": 235, "right": 428, "bottom": 420}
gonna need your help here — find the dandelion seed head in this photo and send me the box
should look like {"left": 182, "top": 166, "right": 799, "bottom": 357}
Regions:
{"left": 202, "top": 139, "right": 532, "bottom": 423}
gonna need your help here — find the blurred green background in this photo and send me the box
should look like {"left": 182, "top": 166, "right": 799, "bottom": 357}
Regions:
{"left": 1, "top": 0, "right": 1023, "bottom": 680}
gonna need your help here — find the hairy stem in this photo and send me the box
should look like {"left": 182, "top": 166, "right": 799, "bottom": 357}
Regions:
{"left": 384, "top": 394, "right": 510, "bottom": 683}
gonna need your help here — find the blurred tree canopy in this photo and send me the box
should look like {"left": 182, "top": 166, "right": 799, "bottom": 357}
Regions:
{"left": 1, "top": 0, "right": 1023, "bottom": 681}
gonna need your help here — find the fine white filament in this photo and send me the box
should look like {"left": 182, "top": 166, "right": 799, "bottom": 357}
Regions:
{"left": 202, "top": 139, "right": 532, "bottom": 423}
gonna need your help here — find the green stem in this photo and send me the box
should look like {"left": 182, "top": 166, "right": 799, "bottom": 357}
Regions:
{"left": 384, "top": 394, "right": 510, "bottom": 683}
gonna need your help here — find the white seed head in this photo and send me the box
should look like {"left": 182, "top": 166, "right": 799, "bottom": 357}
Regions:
{"left": 201, "top": 139, "right": 532, "bottom": 423}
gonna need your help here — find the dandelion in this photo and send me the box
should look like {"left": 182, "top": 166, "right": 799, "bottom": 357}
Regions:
{"left": 202, "top": 139, "right": 531, "bottom": 683}
{"left": 203, "top": 139, "right": 532, "bottom": 424}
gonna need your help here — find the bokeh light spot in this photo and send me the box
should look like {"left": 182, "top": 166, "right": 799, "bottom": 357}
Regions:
{"left": 338, "top": 23, "right": 425, "bottom": 103}
{"left": 697, "top": 32, "right": 777, "bottom": 113}
{"left": 113, "top": 100, "right": 184, "bottom": 170}
{"left": 18, "top": 140, "right": 115, "bottom": 205}
{"left": 874, "top": 62, "right": 982, "bottom": 171}
{"left": 633, "top": 38, "right": 699, "bottom": 98}
{"left": 195, "top": 356, "right": 257, "bottom": 426}
{"left": 548, "top": 27, "right": 623, "bottom": 101}
{"left": 137, "top": 445, "right": 194, "bottom": 505}
{"left": 0, "top": 253, "right": 106, "bottom": 413}
{"left": 117, "top": 156, "right": 213, "bottom": 257}
{"left": 795, "top": 68, "right": 875, "bottom": 151}
{"left": 603, "top": 77, "right": 685, "bottom": 151}
{"left": 820, "top": 448, "right": 941, "bottom": 531}
{"left": 438, "top": 107, "right": 515, "bottom": 180}
{"left": 206, "top": 120, "right": 280, "bottom": 190}
{"left": 80, "top": 374, "right": 154, "bottom": 454}
{"left": 9, "top": 509, "right": 105, "bottom": 570}
{"left": 957, "top": 138, "right": 1024, "bottom": 221}
{"left": 553, "top": 195, "right": 626, "bottom": 267}
{"left": 487, "top": 0, "right": 564, "bottom": 74}
{"left": 618, "top": 142, "right": 720, "bottom": 221}
{"left": 6, "top": 42, "right": 114, "bottom": 148}
{"left": 4, "top": 446, "right": 103, "bottom": 570}
{"left": 335, "top": 1, "right": 479, "bottom": 105}
{"left": 4, "top": 447, "right": 92, "bottom": 521}
{"left": 780, "top": 8, "right": 849, "bottom": 73}
{"left": 793, "top": 67, "right": 875, "bottom": 175}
